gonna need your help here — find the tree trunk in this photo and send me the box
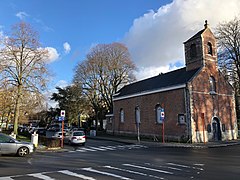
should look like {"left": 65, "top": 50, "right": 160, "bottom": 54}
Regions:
{"left": 13, "top": 85, "right": 22, "bottom": 135}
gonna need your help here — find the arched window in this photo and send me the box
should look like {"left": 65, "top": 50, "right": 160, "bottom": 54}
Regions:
{"left": 207, "top": 42, "right": 213, "bottom": 55}
{"left": 135, "top": 106, "right": 140, "bottom": 125}
{"left": 190, "top": 44, "right": 197, "bottom": 58}
{"left": 120, "top": 108, "right": 124, "bottom": 123}
{"left": 209, "top": 76, "right": 216, "bottom": 93}
{"left": 155, "top": 105, "right": 163, "bottom": 124}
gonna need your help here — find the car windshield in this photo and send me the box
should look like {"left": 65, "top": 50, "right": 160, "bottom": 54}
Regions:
{"left": 73, "top": 131, "right": 84, "bottom": 136}
{"left": 0, "top": 133, "right": 15, "bottom": 143}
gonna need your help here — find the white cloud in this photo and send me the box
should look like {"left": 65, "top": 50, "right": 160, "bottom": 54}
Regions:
{"left": 63, "top": 42, "right": 71, "bottom": 54}
{"left": 44, "top": 47, "right": 60, "bottom": 63}
{"left": 124, "top": 0, "right": 240, "bottom": 80}
{"left": 55, "top": 80, "right": 69, "bottom": 88}
{"left": 16, "top": 11, "right": 29, "bottom": 20}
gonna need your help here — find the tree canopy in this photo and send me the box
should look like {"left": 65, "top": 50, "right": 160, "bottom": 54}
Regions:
{"left": 0, "top": 22, "right": 50, "bottom": 134}
{"left": 73, "top": 42, "right": 136, "bottom": 129}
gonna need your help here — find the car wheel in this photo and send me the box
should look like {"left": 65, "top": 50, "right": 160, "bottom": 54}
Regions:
{"left": 68, "top": 140, "right": 72, "bottom": 145}
{"left": 17, "top": 147, "right": 29, "bottom": 157}
{"left": 82, "top": 143, "right": 85, "bottom": 146}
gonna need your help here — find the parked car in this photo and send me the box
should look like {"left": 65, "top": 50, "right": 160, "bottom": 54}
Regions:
{"left": 0, "top": 133, "right": 34, "bottom": 157}
{"left": 52, "top": 131, "right": 68, "bottom": 139}
{"left": 67, "top": 131, "right": 86, "bottom": 145}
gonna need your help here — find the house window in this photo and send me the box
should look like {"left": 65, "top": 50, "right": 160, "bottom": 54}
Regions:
{"left": 156, "top": 105, "right": 163, "bottom": 124}
{"left": 120, "top": 108, "right": 124, "bottom": 123}
{"left": 190, "top": 44, "right": 197, "bottom": 58}
{"left": 209, "top": 76, "right": 216, "bottom": 93}
{"left": 135, "top": 106, "right": 141, "bottom": 124}
{"left": 207, "top": 42, "right": 213, "bottom": 55}
{"left": 178, "top": 114, "right": 186, "bottom": 124}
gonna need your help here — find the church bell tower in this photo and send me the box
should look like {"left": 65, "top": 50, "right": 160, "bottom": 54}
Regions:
{"left": 184, "top": 20, "right": 218, "bottom": 72}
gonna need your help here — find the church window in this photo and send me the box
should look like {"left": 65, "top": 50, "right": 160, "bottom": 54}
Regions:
{"left": 135, "top": 106, "right": 141, "bottom": 124}
{"left": 209, "top": 76, "right": 216, "bottom": 93}
{"left": 207, "top": 42, "right": 213, "bottom": 55}
{"left": 190, "top": 44, "right": 197, "bottom": 58}
{"left": 120, "top": 108, "right": 124, "bottom": 123}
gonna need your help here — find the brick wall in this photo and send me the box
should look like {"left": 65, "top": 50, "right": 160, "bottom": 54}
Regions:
{"left": 113, "top": 88, "right": 188, "bottom": 141}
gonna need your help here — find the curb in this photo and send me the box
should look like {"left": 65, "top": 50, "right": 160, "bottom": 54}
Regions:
{"left": 87, "top": 136, "right": 240, "bottom": 148}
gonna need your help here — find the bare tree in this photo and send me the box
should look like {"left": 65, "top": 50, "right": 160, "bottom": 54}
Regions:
{"left": 73, "top": 42, "right": 136, "bottom": 129}
{"left": 0, "top": 22, "right": 50, "bottom": 134}
{"left": 215, "top": 17, "right": 240, "bottom": 94}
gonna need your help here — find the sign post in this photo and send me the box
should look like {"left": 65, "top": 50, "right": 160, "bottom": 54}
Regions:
{"left": 160, "top": 108, "right": 165, "bottom": 143}
{"left": 60, "top": 110, "right": 65, "bottom": 148}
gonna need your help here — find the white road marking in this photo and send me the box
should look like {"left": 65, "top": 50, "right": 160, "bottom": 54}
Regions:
{"left": 82, "top": 167, "right": 133, "bottom": 180}
{"left": 168, "top": 162, "right": 204, "bottom": 171}
{"left": 81, "top": 147, "right": 97, "bottom": 152}
{"left": 0, "top": 177, "right": 14, "bottom": 180}
{"left": 123, "top": 164, "right": 174, "bottom": 175}
{"left": 28, "top": 173, "right": 55, "bottom": 180}
{"left": 104, "top": 166, "right": 164, "bottom": 179}
{"left": 76, "top": 149, "right": 87, "bottom": 152}
{"left": 167, "top": 163, "right": 190, "bottom": 168}
{"left": 59, "top": 170, "right": 96, "bottom": 180}
{"left": 99, "top": 146, "right": 115, "bottom": 150}
{"left": 88, "top": 147, "right": 107, "bottom": 151}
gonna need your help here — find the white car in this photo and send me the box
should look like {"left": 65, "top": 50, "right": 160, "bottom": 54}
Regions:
{"left": 0, "top": 133, "right": 34, "bottom": 157}
{"left": 68, "top": 131, "right": 86, "bottom": 145}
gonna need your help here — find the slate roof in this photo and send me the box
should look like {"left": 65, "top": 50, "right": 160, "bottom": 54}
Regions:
{"left": 114, "top": 67, "right": 201, "bottom": 98}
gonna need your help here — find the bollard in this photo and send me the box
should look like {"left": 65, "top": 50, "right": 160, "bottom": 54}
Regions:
{"left": 31, "top": 131, "right": 39, "bottom": 148}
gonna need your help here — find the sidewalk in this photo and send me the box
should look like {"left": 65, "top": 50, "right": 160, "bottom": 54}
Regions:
{"left": 87, "top": 134, "right": 240, "bottom": 148}
{"left": 36, "top": 135, "right": 240, "bottom": 152}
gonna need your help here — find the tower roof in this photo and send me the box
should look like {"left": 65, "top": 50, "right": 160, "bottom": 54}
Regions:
{"left": 184, "top": 20, "right": 209, "bottom": 43}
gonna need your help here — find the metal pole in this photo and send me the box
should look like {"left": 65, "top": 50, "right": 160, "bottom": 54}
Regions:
{"left": 137, "top": 124, "right": 140, "bottom": 143}
{"left": 162, "top": 122, "right": 165, "bottom": 143}
{"left": 61, "top": 120, "right": 64, "bottom": 148}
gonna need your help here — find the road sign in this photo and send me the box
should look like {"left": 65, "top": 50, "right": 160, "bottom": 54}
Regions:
{"left": 60, "top": 110, "right": 65, "bottom": 117}
{"left": 58, "top": 116, "right": 65, "bottom": 121}
{"left": 160, "top": 108, "right": 165, "bottom": 121}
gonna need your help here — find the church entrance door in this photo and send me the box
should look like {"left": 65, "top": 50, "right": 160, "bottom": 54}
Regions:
{"left": 212, "top": 117, "right": 221, "bottom": 141}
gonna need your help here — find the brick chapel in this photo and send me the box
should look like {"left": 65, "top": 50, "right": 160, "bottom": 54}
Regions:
{"left": 107, "top": 21, "right": 238, "bottom": 143}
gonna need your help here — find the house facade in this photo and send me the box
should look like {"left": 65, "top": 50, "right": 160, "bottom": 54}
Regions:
{"left": 107, "top": 21, "right": 238, "bottom": 143}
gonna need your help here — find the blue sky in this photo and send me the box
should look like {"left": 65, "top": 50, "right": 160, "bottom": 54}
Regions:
{"left": 0, "top": 0, "right": 239, "bottom": 107}
{"left": 0, "top": 0, "right": 169, "bottom": 87}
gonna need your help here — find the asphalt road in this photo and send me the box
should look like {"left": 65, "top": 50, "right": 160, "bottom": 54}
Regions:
{"left": 0, "top": 139, "right": 239, "bottom": 180}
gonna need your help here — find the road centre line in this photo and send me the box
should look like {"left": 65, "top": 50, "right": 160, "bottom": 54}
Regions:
{"left": 82, "top": 167, "right": 133, "bottom": 180}
{"left": 59, "top": 170, "right": 96, "bottom": 180}
{"left": 104, "top": 166, "right": 164, "bottom": 179}
{"left": 123, "top": 164, "right": 174, "bottom": 175}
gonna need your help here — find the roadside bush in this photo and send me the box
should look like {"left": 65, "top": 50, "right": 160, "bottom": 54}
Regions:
{"left": 39, "top": 136, "right": 61, "bottom": 148}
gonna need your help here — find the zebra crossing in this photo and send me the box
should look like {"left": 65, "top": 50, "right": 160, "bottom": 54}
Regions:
{"left": 0, "top": 162, "right": 205, "bottom": 180}
{"left": 68, "top": 144, "right": 148, "bottom": 153}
